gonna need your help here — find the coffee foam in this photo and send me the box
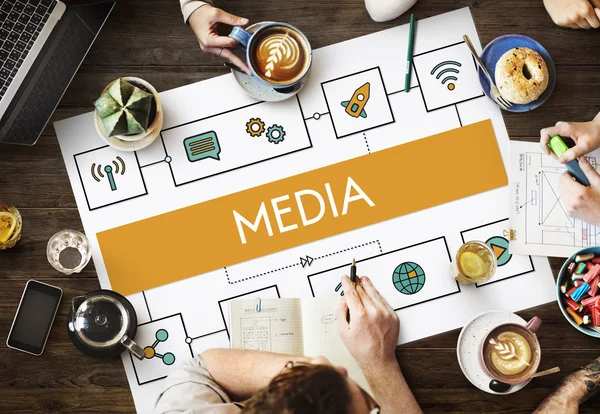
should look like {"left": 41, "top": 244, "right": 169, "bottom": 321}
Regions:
{"left": 250, "top": 26, "right": 310, "bottom": 85}
{"left": 483, "top": 325, "right": 539, "bottom": 382}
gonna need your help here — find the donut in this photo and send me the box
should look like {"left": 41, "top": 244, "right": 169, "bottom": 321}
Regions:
{"left": 494, "top": 47, "right": 549, "bottom": 104}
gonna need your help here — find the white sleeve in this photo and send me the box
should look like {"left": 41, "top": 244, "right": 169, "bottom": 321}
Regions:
{"left": 154, "top": 356, "right": 243, "bottom": 413}
{"left": 180, "top": 0, "right": 213, "bottom": 24}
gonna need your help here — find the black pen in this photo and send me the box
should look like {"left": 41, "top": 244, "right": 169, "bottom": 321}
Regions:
{"left": 347, "top": 258, "right": 357, "bottom": 322}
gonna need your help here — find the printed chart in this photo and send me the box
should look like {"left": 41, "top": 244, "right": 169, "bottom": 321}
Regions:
{"left": 55, "top": 9, "right": 556, "bottom": 413}
{"left": 510, "top": 141, "right": 600, "bottom": 257}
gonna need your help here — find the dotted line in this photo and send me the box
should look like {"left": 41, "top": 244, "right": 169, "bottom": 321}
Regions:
{"left": 363, "top": 133, "right": 371, "bottom": 154}
{"left": 228, "top": 263, "right": 300, "bottom": 284}
{"left": 224, "top": 266, "right": 230, "bottom": 283}
{"left": 314, "top": 240, "right": 380, "bottom": 260}
{"left": 226, "top": 240, "right": 381, "bottom": 284}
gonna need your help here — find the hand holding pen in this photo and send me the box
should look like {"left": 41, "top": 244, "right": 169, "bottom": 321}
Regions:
{"left": 336, "top": 274, "right": 400, "bottom": 369}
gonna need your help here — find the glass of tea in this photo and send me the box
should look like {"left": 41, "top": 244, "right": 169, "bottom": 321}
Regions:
{"left": 455, "top": 240, "right": 497, "bottom": 284}
{"left": 46, "top": 230, "right": 92, "bottom": 275}
{"left": 0, "top": 202, "right": 22, "bottom": 249}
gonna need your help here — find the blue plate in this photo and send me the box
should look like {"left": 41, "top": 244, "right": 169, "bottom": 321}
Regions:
{"left": 478, "top": 34, "right": 555, "bottom": 112}
{"left": 557, "top": 247, "right": 600, "bottom": 339}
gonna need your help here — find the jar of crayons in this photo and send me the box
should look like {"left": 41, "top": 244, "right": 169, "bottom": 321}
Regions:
{"left": 558, "top": 249, "right": 600, "bottom": 338}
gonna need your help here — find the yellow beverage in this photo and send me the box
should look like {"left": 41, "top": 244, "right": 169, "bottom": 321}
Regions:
{"left": 455, "top": 240, "right": 496, "bottom": 284}
{"left": 0, "top": 202, "right": 22, "bottom": 249}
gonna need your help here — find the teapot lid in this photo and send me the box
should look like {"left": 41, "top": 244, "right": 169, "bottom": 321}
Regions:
{"left": 72, "top": 293, "right": 129, "bottom": 348}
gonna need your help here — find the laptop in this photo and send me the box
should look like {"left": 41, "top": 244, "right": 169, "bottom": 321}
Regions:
{"left": 0, "top": 0, "right": 114, "bottom": 146}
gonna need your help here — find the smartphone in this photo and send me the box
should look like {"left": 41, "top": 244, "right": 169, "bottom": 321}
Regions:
{"left": 7, "top": 280, "right": 63, "bottom": 356}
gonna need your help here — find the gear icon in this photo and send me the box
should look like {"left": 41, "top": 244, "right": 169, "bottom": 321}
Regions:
{"left": 246, "top": 118, "right": 265, "bottom": 137}
{"left": 266, "top": 124, "right": 286, "bottom": 144}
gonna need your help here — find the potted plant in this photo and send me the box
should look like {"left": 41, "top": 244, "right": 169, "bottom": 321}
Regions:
{"left": 93, "top": 77, "right": 163, "bottom": 151}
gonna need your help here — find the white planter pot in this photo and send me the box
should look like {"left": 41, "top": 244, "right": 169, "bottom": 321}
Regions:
{"left": 94, "top": 76, "right": 163, "bottom": 152}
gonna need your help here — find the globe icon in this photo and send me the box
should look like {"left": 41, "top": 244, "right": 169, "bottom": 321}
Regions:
{"left": 393, "top": 262, "right": 426, "bottom": 295}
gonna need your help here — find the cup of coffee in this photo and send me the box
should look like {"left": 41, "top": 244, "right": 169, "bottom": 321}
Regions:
{"left": 229, "top": 23, "right": 312, "bottom": 92}
{"left": 479, "top": 317, "right": 542, "bottom": 385}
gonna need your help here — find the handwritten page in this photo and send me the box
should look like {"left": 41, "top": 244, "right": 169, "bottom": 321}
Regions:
{"left": 300, "top": 297, "right": 372, "bottom": 395}
{"left": 229, "top": 298, "right": 304, "bottom": 356}
{"left": 509, "top": 141, "right": 600, "bottom": 257}
{"left": 230, "top": 297, "right": 371, "bottom": 395}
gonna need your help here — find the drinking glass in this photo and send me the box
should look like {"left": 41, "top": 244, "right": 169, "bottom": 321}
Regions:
{"left": 454, "top": 240, "right": 497, "bottom": 284}
{"left": 0, "top": 202, "right": 22, "bottom": 250}
{"left": 47, "top": 230, "right": 92, "bottom": 275}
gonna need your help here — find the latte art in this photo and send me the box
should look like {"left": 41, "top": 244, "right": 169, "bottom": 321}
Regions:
{"left": 488, "top": 332, "right": 532, "bottom": 375}
{"left": 250, "top": 26, "right": 310, "bottom": 85}
{"left": 259, "top": 33, "right": 301, "bottom": 79}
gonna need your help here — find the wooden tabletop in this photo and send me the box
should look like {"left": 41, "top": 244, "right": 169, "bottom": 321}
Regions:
{"left": 1, "top": 0, "right": 599, "bottom": 412}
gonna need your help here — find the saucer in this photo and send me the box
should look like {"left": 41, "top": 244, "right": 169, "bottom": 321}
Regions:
{"left": 478, "top": 34, "right": 556, "bottom": 113}
{"left": 230, "top": 22, "right": 307, "bottom": 102}
{"left": 457, "top": 310, "right": 531, "bottom": 394}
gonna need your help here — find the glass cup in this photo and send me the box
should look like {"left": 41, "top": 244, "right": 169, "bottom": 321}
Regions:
{"left": 0, "top": 202, "right": 22, "bottom": 250}
{"left": 47, "top": 230, "right": 92, "bottom": 275}
{"left": 454, "top": 240, "right": 497, "bottom": 284}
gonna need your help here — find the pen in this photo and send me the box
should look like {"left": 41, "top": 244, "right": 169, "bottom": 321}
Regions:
{"left": 347, "top": 258, "right": 357, "bottom": 323}
{"left": 404, "top": 13, "right": 415, "bottom": 92}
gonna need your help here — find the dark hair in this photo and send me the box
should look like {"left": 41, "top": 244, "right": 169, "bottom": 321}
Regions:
{"left": 242, "top": 364, "right": 352, "bottom": 414}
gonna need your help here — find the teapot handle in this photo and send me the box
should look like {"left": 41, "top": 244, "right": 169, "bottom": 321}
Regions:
{"left": 121, "top": 335, "right": 145, "bottom": 360}
{"left": 71, "top": 295, "right": 87, "bottom": 314}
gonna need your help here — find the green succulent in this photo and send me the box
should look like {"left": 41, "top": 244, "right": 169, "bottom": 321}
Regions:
{"left": 94, "top": 78, "right": 154, "bottom": 137}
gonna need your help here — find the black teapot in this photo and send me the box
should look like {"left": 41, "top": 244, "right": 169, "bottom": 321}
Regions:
{"left": 68, "top": 289, "right": 144, "bottom": 360}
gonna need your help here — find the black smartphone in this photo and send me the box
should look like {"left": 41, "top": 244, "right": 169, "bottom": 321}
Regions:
{"left": 6, "top": 280, "right": 63, "bottom": 356}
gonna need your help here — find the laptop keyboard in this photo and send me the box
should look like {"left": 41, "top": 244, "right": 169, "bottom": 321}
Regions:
{"left": 0, "top": 0, "right": 56, "bottom": 100}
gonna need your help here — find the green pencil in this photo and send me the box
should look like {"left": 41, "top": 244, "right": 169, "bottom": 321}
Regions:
{"left": 405, "top": 13, "right": 415, "bottom": 93}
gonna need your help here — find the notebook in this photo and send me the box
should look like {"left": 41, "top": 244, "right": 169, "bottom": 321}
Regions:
{"left": 229, "top": 297, "right": 372, "bottom": 395}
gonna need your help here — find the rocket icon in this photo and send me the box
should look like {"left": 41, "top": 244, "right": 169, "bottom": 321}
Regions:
{"left": 341, "top": 83, "right": 370, "bottom": 118}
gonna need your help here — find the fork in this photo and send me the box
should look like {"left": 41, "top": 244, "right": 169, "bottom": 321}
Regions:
{"left": 463, "top": 35, "right": 513, "bottom": 110}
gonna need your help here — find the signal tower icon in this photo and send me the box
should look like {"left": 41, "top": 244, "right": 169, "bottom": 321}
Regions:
{"left": 430, "top": 61, "right": 462, "bottom": 91}
{"left": 91, "top": 156, "right": 126, "bottom": 191}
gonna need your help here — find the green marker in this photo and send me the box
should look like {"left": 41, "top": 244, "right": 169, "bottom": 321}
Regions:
{"left": 548, "top": 135, "right": 569, "bottom": 156}
{"left": 548, "top": 135, "right": 590, "bottom": 186}
{"left": 404, "top": 14, "right": 415, "bottom": 93}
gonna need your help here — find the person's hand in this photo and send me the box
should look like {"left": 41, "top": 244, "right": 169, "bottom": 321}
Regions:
{"left": 336, "top": 275, "right": 399, "bottom": 370}
{"left": 188, "top": 5, "right": 251, "bottom": 75}
{"left": 540, "top": 115, "right": 600, "bottom": 163}
{"left": 559, "top": 157, "right": 600, "bottom": 226}
{"left": 543, "top": 0, "right": 600, "bottom": 29}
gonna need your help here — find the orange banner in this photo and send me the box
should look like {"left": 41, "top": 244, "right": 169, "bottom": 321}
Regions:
{"left": 98, "top": 120, "right": 507, "bottom": 295}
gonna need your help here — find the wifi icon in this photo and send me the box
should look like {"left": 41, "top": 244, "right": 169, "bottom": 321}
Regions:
{"left": 430, "top": 60, "right": 462, "bottom": 91}
{"left": 91, "top": 156, "right": 126, "bottom": 191}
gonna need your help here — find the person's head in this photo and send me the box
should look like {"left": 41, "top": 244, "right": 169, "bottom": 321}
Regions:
{"left": 242, "top": 357, "right": 379, "bottom": 414}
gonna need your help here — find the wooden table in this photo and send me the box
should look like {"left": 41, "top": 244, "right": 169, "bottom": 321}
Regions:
{"left": 1, "top": 0, "right": 599, "bottom": 412}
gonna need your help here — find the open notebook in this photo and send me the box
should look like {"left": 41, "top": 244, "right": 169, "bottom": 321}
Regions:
{"left": 229, "top": 297, "right": 371, "bottom": 395}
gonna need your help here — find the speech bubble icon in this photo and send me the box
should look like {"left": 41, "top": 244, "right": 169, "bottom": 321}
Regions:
{"left": 184, "top": 131, "right": 221, "bottom": 162}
